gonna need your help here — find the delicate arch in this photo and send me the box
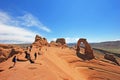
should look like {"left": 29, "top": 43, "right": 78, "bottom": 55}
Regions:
{"left": 76, "top": 38, "right": 94, "bottom": 59}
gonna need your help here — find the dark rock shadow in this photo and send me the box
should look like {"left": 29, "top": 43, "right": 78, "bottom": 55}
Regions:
{"left": 29, "top": 59, "right": 35, "bottom": 63}
{"left": 9, "top": 66, "right": 14, "bottom": 69}
{"left": 76, "top": 52, "right": 93, "bottom": 60}
{"left": 104, "top": 54, "right": 120, "bottom": 66}
{"left": 0, "top": 69, "right": 4, "bottom": 72}
{"left": 76, "top": 52, "right": 86, "bottom": 60}
{"left": 17, "top": 59, "right": 28, "bottom": 62}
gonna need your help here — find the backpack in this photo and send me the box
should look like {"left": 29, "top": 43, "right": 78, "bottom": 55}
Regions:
{"left": 12, "top": 56, "right": 16, "bottom": 62}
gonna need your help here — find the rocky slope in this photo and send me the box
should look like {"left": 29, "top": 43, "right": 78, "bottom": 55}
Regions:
{"left": 0, "top": 35, "right": 120, "bottom": 80}
{"left": 0, "top": 44, "right": 24, "bottom": 62}
{"left": 0, "top": 46, "right": 120, "bottom": 80}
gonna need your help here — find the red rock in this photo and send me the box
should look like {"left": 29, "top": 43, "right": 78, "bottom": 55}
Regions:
{"left": 76, "top": 38, "right": 95, "bottom": 60}
{"left": 104, "top": 54, "right": 119, "bottom": 65}
{"left": 56, "top": 38, "right": 66, "bottom": 45}
{"left": 32, "top": 35, "right": 48, "bottom": 47}
{"left": 0, "top": 44, "right": 23, "bottom": 62}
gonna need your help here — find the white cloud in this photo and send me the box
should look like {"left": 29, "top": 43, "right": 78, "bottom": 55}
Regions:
{"left": 0, "top": 24, "right": 37, "bottom": 44}
{"left": 65, "top": 37, "right": 79, "bottom": 43}
{"left": 0, "top": 11, "right": 49, "bottom": 44}
{"left": 0, "top": 11, "right": 51, "bottom": 32}
{"left": 0, "top": 11, "right": 12, "bottom": 24}
{"left": 17, "top": 13, "right": 51, "bottom": 32}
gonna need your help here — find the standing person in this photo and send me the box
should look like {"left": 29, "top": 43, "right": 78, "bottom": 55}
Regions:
{"left": 12, "top": 56, "right": 17, "bottom": 67}
{"left": 29, "top": 45, "right": 32, "bottom": 52}
{"left": 25, "top": 51, "right": 30, "bottom": 60}
{"left": 34, "top": 52, "right": 37, "bottom": 60}
{"left": 25, "top": 51, "right": 34, "bottom": 63}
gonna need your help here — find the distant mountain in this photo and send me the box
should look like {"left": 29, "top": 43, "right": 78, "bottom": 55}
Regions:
{"left": 91, "top": 41, "right": 120, "bottom": 49}
{"left": 67, "top": 43, "right": 76, "bottom": 47}
{"left": 67, "top": 40, "right": 120, "bottom": 54}
{"left": 68, "top": 40, "right": 120, "bottom": 48}
{"left": 13, "top": 43, "right": 31, "bottom": 48}
{"left": 90, "top": 41, "right": 120, "bottom": 54}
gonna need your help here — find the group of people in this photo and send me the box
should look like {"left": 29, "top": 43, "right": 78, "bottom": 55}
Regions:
{"left": 25, "top": 51, "right": 37, "bottom": 63}
{"left": 11, "top": 46, "right": 40, "bottom": 68}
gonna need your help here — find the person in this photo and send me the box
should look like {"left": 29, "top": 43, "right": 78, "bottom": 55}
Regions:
{"left": 34, "top": 52, "right": 37, "bottom": 60}
{"left": 25, "top": 51, "right": 30, "bottom": 60}
{"left": 29, "top": 45, "right": 32, "bottom": 52}
{"left": 12, "top": 56, "right": 17, "bottom": 67}
{"left": 25, "top": 51, "right": 34, "bottom": 63}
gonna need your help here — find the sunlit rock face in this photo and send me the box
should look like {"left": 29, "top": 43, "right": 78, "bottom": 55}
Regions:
{"left": 56, "top": 38, "right": 66, "bottom": 45}
{"left": 0, "top": 44, "right": 23, "bottom": 62}
{"left": 32, "top": 35, "right": 48, "bottom": 47}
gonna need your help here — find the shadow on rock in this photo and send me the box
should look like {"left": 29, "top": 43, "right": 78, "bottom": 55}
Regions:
{"left": 0, "top": 69, "right": 4, "bottom": 72}
{"left": 76, "top": 52, "right": 94, "bottom": 60}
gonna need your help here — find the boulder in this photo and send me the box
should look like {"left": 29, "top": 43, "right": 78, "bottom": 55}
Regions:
{"left": 56, "top": 38, "right": 66, "bottom": 45}
{"left": 32, "top": 35, "right": 48, "bottom": 47}
{"left": 104, "top": 54, "right": 119, "bottom": 65}
{"left": 0, "top": 44, "right": 23, "bottom": 63}
{"left": 49, "top": 41, "right": 62, "bottom": 47}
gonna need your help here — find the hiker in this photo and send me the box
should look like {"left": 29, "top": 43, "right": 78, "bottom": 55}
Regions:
{"left": 25, "top": 51, "right": 34, "bottom": 63}
{"left": 12, "top": 56, "right": 17, "bottom": 67}
{"left": 34, "top": 52, "right": 37, "bottom": 60}
{"left": 29, "top": 45, "right": 32, "bottom": 52}
{"left": 25, "top": 51, "right": 30, "bottom": 60}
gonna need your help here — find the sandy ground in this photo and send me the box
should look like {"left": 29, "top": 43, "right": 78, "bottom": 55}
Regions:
{"left": 0, "top": 46, "right": 120, "bottom": 80}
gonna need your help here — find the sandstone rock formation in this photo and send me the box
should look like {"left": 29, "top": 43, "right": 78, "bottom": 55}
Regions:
{"left": 50, "top": 41, "right": 59, "bottom": 46}
{"left": 49, "top": 38, "right": 67, "bottom": 47}
{"left": 1, "top": 36, "right": 120, "bottom": 80}
{"left": 32, "top": 35, "right": 48, "bottom": 47}
{"left": 0, "top": 47, "right": 11, "bottom": 62}
{"left": 49, "top": 41, "right": 62, "bottom": 47}
{"left": 56, "top": 38, "right": 66, "bottom": 45}
{"left": 56, "top": 38, "right": 67, "bottom": 48}
{"left": 26, "top": 35, "right": 49, "bottom": 60}
{"left": 76, "top": 38, "right": 94, "bottom": 60}
{"left": 104, "top": 54, "right": 119, "bottom": 65}
{"left": 0, "top": 44, "right": 23, "bottom": 62}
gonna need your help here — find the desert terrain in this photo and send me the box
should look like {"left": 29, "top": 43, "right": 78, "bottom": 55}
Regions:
{"left": 0, "top": 35, "right": 120, "bottom": 80}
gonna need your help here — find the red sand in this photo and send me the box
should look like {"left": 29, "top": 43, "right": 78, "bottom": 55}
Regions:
{"left": 0, "top": 46, "right": 120, "bottom": 80}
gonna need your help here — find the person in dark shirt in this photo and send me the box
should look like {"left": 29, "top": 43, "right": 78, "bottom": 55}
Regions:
{"left": 25, "top": 51, "right": 30, "bottom": 60}
{"left": 12, "top": 56, "right": 17, "bottom": 67}
{"left": 34, "top": 52, "right": 37, "bottom": 60}
{"left": 25, "top": 51, "right": 34, "bottom": 63}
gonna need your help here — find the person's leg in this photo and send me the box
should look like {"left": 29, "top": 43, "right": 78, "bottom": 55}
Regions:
{"left": 13, "top": 62, "right": 16, "bottom": 67}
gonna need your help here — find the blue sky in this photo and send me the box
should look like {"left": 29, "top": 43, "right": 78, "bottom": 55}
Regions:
{"left": 0, "top": 0, "right": 120, "bottom": 43}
